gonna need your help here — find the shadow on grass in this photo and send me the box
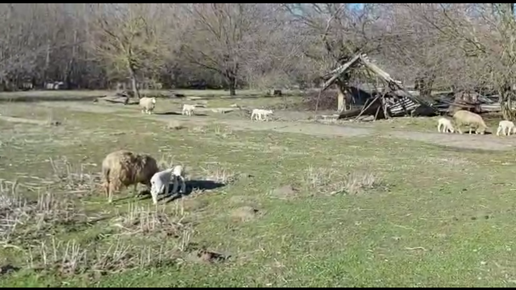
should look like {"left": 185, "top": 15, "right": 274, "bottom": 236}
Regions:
{"left": 135, "top": 179, "right": 226, "bottom": 204}
{"left": 154, "top": 111, "right": 208, "bottom": 117}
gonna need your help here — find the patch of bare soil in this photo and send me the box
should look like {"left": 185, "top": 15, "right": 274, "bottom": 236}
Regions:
{"left": 270, "top": 184, "right": 299, "bottom": 200}
{"left": 39, "top": 102, "right": 130, "bottom": 114}
{"left": 218, "top": 119, "right": 372, "bottom": 138}
{"left": 0, "top": 115, "right": 61, "bottom": 126}
{"left": 231, "top": 206, "right": 260, "bottom": 222}
{"left": 387, "top": 131, "right": 516, "bottom": 151}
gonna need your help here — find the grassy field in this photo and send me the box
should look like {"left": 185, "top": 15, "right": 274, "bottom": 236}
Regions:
{"left": 0, "top": 89, "right": 298, "bottom": 103}
{"left": 1, "top": 97, "right": 516, "bottom": 287}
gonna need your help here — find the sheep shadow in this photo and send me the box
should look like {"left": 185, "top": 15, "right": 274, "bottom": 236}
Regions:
{"left": 154, "top": 111, "right": 208, "bottom": 117}
{"left": 135, "top": 179, "right": 226, "bottom": 203}
{"left": 154, "top": 111, "right": 182, "bottom": 115}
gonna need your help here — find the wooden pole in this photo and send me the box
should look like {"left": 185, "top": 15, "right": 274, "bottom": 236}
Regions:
{"left": 354, "top": 93, "right": 382, "bottom": 122}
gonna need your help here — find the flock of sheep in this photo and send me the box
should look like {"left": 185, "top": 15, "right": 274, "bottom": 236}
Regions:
{"left": 100, "top": 97, "right": 276, "bottom": 204}
{"left": 138, "top": 96, "right": 274, "bottom": 121}
{"left": 437, "top": 109, "right": 515, "bottom": 136}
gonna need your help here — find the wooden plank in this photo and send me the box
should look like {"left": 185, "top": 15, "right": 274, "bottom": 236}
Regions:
{"left": 321, "top": 54, "right": 362, "bottom": 91}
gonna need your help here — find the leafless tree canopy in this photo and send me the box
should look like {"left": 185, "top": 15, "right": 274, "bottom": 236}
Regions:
{"left": 2, "top": 3, "right": 516, "bottom": 105}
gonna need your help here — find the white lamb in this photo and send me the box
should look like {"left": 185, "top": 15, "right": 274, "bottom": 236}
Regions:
{"left": 139, "top": 97, "right": 157, "bottom": 114}
{"left": 182, "top": 104, "right": 195, "bottom": 116}
{"left": 251, "top": 109, "right": 273, "bottom": 121}
{"left": 149, "top": 165, "right": 187, "bottom": 205}
{"left": 437, "top": 117, "right": 455, "bottom": 133}
{"left": 497, "top": 120, "right": 516, "bottom": 136}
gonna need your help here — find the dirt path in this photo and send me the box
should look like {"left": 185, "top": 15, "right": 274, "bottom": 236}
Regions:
{"left": 39, "top": 102, "right": 516, "bottom": 151}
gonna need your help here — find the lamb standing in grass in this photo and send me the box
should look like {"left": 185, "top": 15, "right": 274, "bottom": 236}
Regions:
{"left": 496, "top": 120, "right": 516, "bottom": 136}
{"left": 150, "top": 165, "right": 187, "bottom": 204}
{"left": 251, "top": 109, "right": 273, "bottom": 121}
{"left": 452, "top": 110, "right": 489, "bottom": 135}
{"left": 101, "top": 150, "right": 159, "bottom": 203}
{"left": 437, "top": 117, "right": 455, "bottom": 133}
{"left": 139, "top": 97, "right": 157, "bottom": 114}
{"left": 182, "top": 104, "right": 195, "bottom": 116}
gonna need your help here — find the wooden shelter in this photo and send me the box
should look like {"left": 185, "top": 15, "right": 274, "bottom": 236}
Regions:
{"left": 319, "top": 54, "right": 438, "bottom": 120}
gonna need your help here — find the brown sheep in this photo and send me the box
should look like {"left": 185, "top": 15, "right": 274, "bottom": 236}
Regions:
{"left": 452, "top": 110, "right": 489, "bottom": 135}
{"left": 101, "top": 150, "right": 159, "bottom": 203}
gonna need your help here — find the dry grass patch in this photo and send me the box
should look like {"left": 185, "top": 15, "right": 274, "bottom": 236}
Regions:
{"left": 48, "top": 156, "right": 100, "bottom": 195}
{"left": 26, "top": 237, "right": 181, "bottom": 277}
{"left": 0, "top": 180, "right": 84, "bottom": 242}
{"left": 304, "top": 166, "right": 382, "bottom": 195}
{"left": 111, "top": 202, "right": 192, "bottom": 242}
{"left": 201, "top": 166, "right": 238, "bottom": 185}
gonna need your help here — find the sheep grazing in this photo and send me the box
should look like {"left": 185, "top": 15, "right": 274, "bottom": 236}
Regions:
{"left": 452, "top": 110, "right": 489, "bottom": 135}
{"left": 497, "top": 120, "right": 516, "bottom": 136}
{"left": 101, "top": 150, "right": 159, "bottom": 203}
{"left": 149, "top": 165, "right": 187, "bottom": 205}
{"left": 182, "top": 104, "right": 195, "bottom": 116}
{"left": 437, "top": 117, "right": 454, "bottom": 133}
{"left": 139, "top": 97, "right": 157, "bottom": 114}
{"left": 251, "top": 109, "right": 273, "bottom": 121}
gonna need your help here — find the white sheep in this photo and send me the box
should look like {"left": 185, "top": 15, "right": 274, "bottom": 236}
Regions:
{"left": 437, "top": 117, "right": 454, "bottom": 133}
{"left": 182, "top": 104, "right": 195, "bottom": 116}
{"left": 496, "top": 120, "right": 516, "bottom": 136}
{"left": 251, "top": 109, "right": 273, "bottom": 121}
{"left": 139, "top": 97, "right": 157, "bottom": 114}
{"left": 452, "top": 110, "right": 489, "bottom": 135}
{"left": 149, "top": 165, "right": 187, "bottom": 205}
{"left": 170, "top": 165, "right": 187, "bottom": 195}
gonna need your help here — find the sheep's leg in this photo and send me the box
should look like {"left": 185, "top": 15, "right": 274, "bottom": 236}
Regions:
{"left": 108, "top": 183, "right": 115, "bottom": 203}
{"left": 171, "top": 176, "right": 179, "bottom": 196}
{"left": 437, "top": 123, "right": 441, "bottom": 133}
{"left": 497, "top": 126, "right": 502, "bottom": 136}
{"left": 177, "top": 176, "right": 186, "bottom": 194}
{"left": 151, "top": 187, "right": 159, "bottom": 205}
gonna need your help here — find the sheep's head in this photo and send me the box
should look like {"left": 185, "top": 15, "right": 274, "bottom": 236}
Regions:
{"left": 266, "top": 110, "right": 273, "bottom": 114}
{"left": 151, "top": 97, "right": 156, "bottom": 104}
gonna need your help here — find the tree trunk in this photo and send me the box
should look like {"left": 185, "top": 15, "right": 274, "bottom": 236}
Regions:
{"left": 65, "top": 29, "right": 78, "bottom": 89}
{"left": 416, "top": 76, "right": 435, "bottom": 100}
{"left": 128, "top": 66, "right": 141, "bottom": 99}
{"left": 227, "top": 75, "right": 236, "bottom": 96}
{"left": 499, "top": 84, "right": 515, "bottom": 120}
{"left": 335, "top": 78, "right": 350, "bottom": 112}
{"left": 336, "top": 84, "right": 346, "bottom": 112}
{"left": 43, "top": 40, "right": 51, "bottom": 83}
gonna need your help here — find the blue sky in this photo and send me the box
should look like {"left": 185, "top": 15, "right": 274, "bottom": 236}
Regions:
{"left": 349, "top": 3, "right": 364, "bottom": 10}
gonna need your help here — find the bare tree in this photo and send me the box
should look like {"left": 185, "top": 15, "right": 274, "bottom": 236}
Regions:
{"left": 176, "top": 4, "right": 277, "bottom": 96}
{"left": 375, "top": 4, "right": 460, "bottom": 100}
{"left": 284, "top": 4, "right": 382, "bottom": 111}
{"left": 408, "top": 4, "right": 516, "bottom": 119}
{"left": 87, "top": 4, "right": 169, "bottom": 98}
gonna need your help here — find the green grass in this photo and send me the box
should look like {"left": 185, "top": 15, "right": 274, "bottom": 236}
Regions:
{"left": 0, "top": 102, "right": 516, "bottom": 287}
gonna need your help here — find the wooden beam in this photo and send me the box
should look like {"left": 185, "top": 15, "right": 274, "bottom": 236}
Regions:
{"left": 320, "top": 54, "right": 361, "bottom": 92}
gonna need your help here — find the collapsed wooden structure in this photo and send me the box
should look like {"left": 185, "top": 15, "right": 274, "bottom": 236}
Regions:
{"left": 319, "top": 54, "right": 438, "bottom": 120}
